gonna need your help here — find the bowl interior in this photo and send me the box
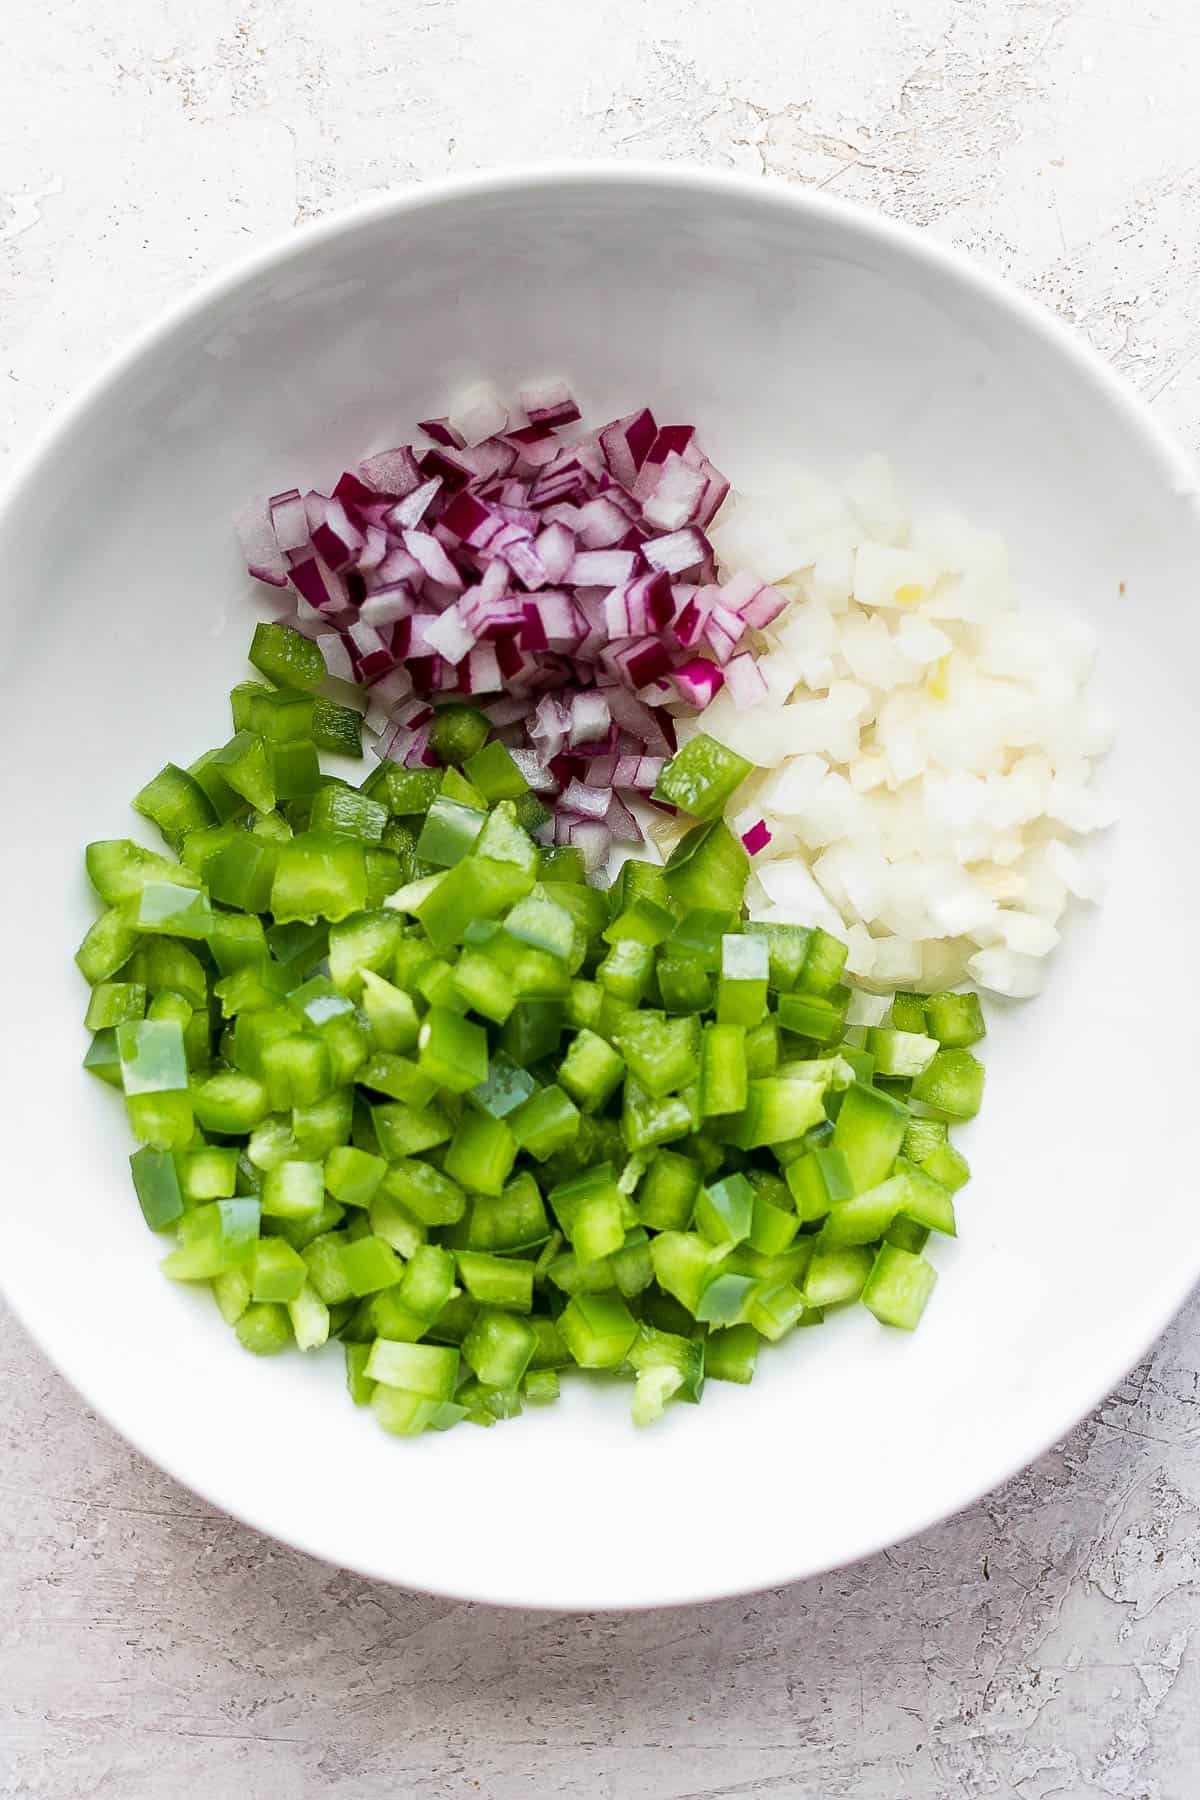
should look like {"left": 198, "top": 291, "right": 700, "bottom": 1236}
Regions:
{"left": 3, "top": 170, "right": 1199, "bottom": 1608}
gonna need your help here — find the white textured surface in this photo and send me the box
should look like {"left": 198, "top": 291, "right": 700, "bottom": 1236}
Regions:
{"left": 4, "top": 2, "right": 1200, "bottom": 1794}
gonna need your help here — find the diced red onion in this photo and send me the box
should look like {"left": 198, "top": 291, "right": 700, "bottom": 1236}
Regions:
{"left": 568, "top": 691, "right": 611, "bottom": 747}
{"left": 642, "top": 454, "right": 707, "bottom": 532}
{"left": 719, "top": 567, "right": 787, "bottom": 631}
{"left": 560, "top": 778, "right": 612, "bottom": 821}
{"left": 360, "top": 583, "right": 416, "bottom": 629}
{"left": 450, "top": 384, "right": 509, "bottom": 447}
{"left": 704, "top": 604, "right": 746, "bottom": 664}
{"left": 742, "top": 819, "right": 772, "bottom": 855}
{"left": 602, "top": 635, "right": 673, "bottom": 691}
{"left": 567, "top": 819, "right": 613, "bottom": 871}
{"left": 724, "top": 651, "right": 770, "bottom": 709}
{"left": 642, "top": 527, "right": 710, "bottom": 576}
{"left": 359, "top": 447, "right": 422, "bottom": 497}
{"left": 575, "top": 497, "right": 630, "bottom": 548}
{"left": 583, "top": 755, "right": 619, "bottom": 787}
{"left": 236, "top": 497, "right": 289, "bottom": 587}
{"left": 402, "top": 528, "right": 463, "bottom": 591}
{"left": 422, "top": 604, "right": 476, "bottom": 664}
{"left": 309, "top": 496, "right": 365, "bottom": 571}
{"left": 599, "top": 409, "right": 657, "bottom": 487}
{"left": 317, "top": 630, "right": 355, "bottom": 682}
{"left": 386, "top": 478, "right": 443, "bottom": 533}
{"left": 670, "top": 657, "right": 725, "bottom": 707}
{"left": 605, "top": 791, "right": 641, "bottom": 843}
{"left": 419, "top": 417, "right": 466, "bottom": 449}
{"left": 520, "top": 380, "right": 582, "bottom": 429}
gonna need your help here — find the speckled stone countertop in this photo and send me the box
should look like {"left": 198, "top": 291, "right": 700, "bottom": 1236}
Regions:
{"left": 4, "top": 3, "right": 1200, "bottom": 1795}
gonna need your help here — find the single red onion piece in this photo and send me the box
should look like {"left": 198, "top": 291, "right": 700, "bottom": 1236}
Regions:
{"left": 569, "top": 819, "right": 615, "bottom": 870}
{"left": 386, "top": 477, "right": 444, "bottom": 533}
{"left": 560, "top": 778, "right": 612, "bottom": 821}
{"left": 310, "top": 496, "right": 365, "bottom": 571}
{"left": 742, "top": 819, "right": 772, "bottom": 855}
{"left": 317, "top": 631, "right": 355, "bottom": 682}
{"left": 583, "top": 755, "right": 619, "bottom": 787}
{"left": 333, "top": 469, "right": 380, "bottom": 512}
{"left": 535, "top": 521, "right": 577, "bottom": 585}
{"left": 235, "top": 497, "right": 289, "bottom": 587}
{"left": 403, "top": 722, "right": 436, "bottom": 766}
{"left": 357, "top": 524, "right": 390, "bottom": 573}
{"left": 520, "top": 380, "right": 582, "bottom": 428}
{"left": 450, "top": 385, "right": 509, "bottom": 446}
{"left": 605, "top": 791, "right": 642, "bottom": 844}
{"left": 367, "top": 666, "right": 416, "bottom": 711}
{"left": 508, "top": 746, "right": 559, "bottom": 792}
{"left": 288, "top": 555, "right": 335, "bottom": 611}
{"left": 670, "top": 657, "right": 725, "bottom": 707}
{"left": 460, "top": 643, "right": 504, "bottom": 694}
{"left": 348, "top": 618, "right": 398, "bottom": 682}
{"left": 419, "top": 417, "right": 466, "bottom": 449}
{"left": 642, "top": 454, "right": 707, "bottom": 532}
{"left": 602, "top": 635, "right": 673, "bottom": 691}
{"left": 568, "top": 549, "right": 639, "bottom": 587}
{"left": 568, "top": 690, "right": 611, "bottom": 747}
{"left": 724, "top": 652, "right": 770, "bottom": 709}
{"left": 642, "top": 527, "right": 710, "bottom": 576}
{"left": 359, "top": 446, "right": 423, "bottom": 497}
{"left": 704, "top": 603, "right": 746, "bottom": 664}
{"left": 402, "top": 528, "right": 464, "bottom": 591}
{"left": 360, "top": 583, "right": 417, "bottom": 629}
{"left": 269, "top": 488, "right": 311, "bottom": 556}
{"left": 421, "top": 605, "right": 476, "bottom": 665}
{"left": 599, "top": 409, "right": 657, "bottom": 487}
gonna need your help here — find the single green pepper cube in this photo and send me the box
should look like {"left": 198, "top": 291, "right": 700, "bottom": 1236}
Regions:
{"left": 462, "top": 739, "right": 529, "bottom": 801}
{"left": 785, "top": 1145, "right": 854, "bottom": 1222}
{"left": 133, "top": 763, "right": 217, "bottom": 848}
{"left": 538, "top": 846, "right": 586, "bottom": 883}
{"left": 866, "top": 1028, "right": 939, "bottom": 1078}
{"left": 564, "top": 979, "right": 604, "bottom": 1032}
{"left": 301, "top": 1232, "right": 355, "bottom": 1305}
{"left": 745, "top": 1279, "right": 809, "bottom": 1342}
{"left": 611, "top": 1011, "right": 700, "bottom": 1098}
{"left": 206, "top": 912, "right": 269, "bottom": 975}
{"left": 656, "top": 954, "right": 713, "bottom": 1015}
{"left": 180, "top": 820, "right": 242, "bottom": 880}
{"left": 415, "top": 795, "right": 487, "bottom": 867}
{"left": 924, "top": 990, "right": 985, "bottom": 1048}
{"left": 339, "top": 1234, "right": 404, "bottom": 1297}
{"left": 663, "top": 819, "right": 749, "bottom": 914}
{"left": 247, "top": 686, "right": 316, "bottom": 742}
{"left": 416, "top": 1007, "right": 488, "bottom": 1094}
{"left": 722, "top": 1076, "right": 827, "bottom": 1151}
{"left": 694, "top": 1272, "right": 758, "bottom": 1325}
{"left": 911, "top": 1047, "right": 986, "bottom": 1119}
{"left": 357, "top": 969, "right": 418, "bottom": 1051}
{"left": 83, "top": 1029, "right": 123, "bottom": 1087}
{"left": 744, "top": 1016, "right": 781, "bottom": 1078}
{"left": 892, "top": 1157, "right": 957, "bottom": 1236}
{"left": 270, "top": 831, "right": 369, "bottom": 924}
{"left": 694, "top": 1172, "right": 756, "bottom": 1246}
{"left": 429, "top": 701, "right": 490, "bottom": 766}
{"left": 745, "top": 921, "right": 812, "bottom": 992}
{"left": 862, "top": 1242, "right": 937, "bottom": 1328}
{"left": 372, "top": 1099, "right": 453, "bottom": 1158}
{"left": 797, "top": 926, "right": 849, "bottom": 997}
{"left": 366, "top": 1340, "right": 460, "bottom": 1399}
{"left": 570, "top": 1192, "right": 626, "bottom": 1265}
{"left": 653, "top": 733, "right": 753, "bottom": 819}
{"left": 596, "top": 938, "right": 655, "bottom": 1006}
{"left": 524, "top": 1368, "right": 560, "bottom": 1405}
{"left": 205, "top": 834, "right": 277, "bottom": 913}
{"left": 452, "top": 949, "right": 518, "bottom": 1023}
{"left": 260, "top": 1159, "right": 324, "bottom": 1220}
{"left": 132, "top": 879, "right": 213, "bottom": 940}
{"left": 717, "top": 933, "right": 769, "bottom": 1026}
{"left": 700, "top": 1022, "right": 748, "bottom": 1117}
{"left": 636, "top": 1149, "right": 701, "bottom": 1232}
{"left": 831, "top": 1081, "right": 909, "bottom": 1191}
{"left": 192, "top": 1069, "right": 271, "bottom": 1134}
{"left": 456, "top": 1251, "right": 535, "bottom": 1313}
{"left": 704, "top": 1322, "right": 759, "bottom": 1384}
{"left": 890, "top": 991, "right": 930, "bottom": 1033}
{"left": 248, "top": 620, "right": 325, "bottom": 692}
{"left": 85, "top": 981, "right": 146, "bottom": 1031}
{"left": 383, "top": 1158, "right": 467, "bottom": 1226}
{"left": 504, "top": 895, "right": 579, "bottom": 965}
{"left": 287, "top": 1280, "right": 331, "bottom": 1349}
{"left": 458, "top": 1308, "right": 537, "bottom": 1390}
{"left": 343, "top": 1340, "right": 375, "bottom": 1405}
{"left": 260, "top": 1033, "right": 332, "bottom": 1111}
{"left": 324, "top": 1145, "right": 385, "bottom": 1209}
{"left": 86, "top": 838, "right": 202, "bottom": 905}
{"left": 309, "top": 784, "right": 388, "bottom": 844}
{"left": 292, "top": 1087, "right": 354, "bottom": 1158}
{"left": 666, "top": 908, "right": 732, "bottom": 969}
{"left": 537, "top": 879, "right": 608, "bottom": 943}
{"left": 160, "top": 1197, "right": 261, "bottom": 1281}
{"left": 311, "top": 695, "right": 363, "bottom": 757}
{"left": 175, "top": 1145, "right": 239, "bottom": 1202}
{"left": 902, "top": 1117, "right": 971, "bottom": 1193}
{"left": 559, "top": 1293, "right": 638, "bottom": 1368}
{"left": 499, "top": 998, "right": 565, "bottom": 1069}
{"left": 815, "top": 1174, "right": 909, "bottom": 1249}
{"left": 476, "top": 804, "right": 540, "bottom": 875}
{"left": 443, "top": 1110, "right": 518, "bottom": 1197}
{"left": 648, "top": 1230, "right": 725, "bottom": 1314}
{"left": 802, "top": 1244, "right": 875, "bottom": 1307}
{"left": 268, "top": 739, "right": 322, "bottom": 805}
{"left": 509, "top": 1085, "right": 580, "bottom": 1161}
{"left": 777, "top": 990, "right": 848, "bottom": 1043}
{"left": 211, "top": 1266, "right": 252, "bottom": 1325}
{"left": 621, "top": 1079, "right": 696, "bottom": 1153}
{"left": 209, "top": 732, "right": 275, "bottom": 814}
{"left": 413, "top": 856, "right": 534, "bottom": 950}
{"left": 460, "top": 1173, "right": 549, "bottom": 1252}
{"left": 75, "top": 905, "right": 139, "bottom": 986}
{"left": 558, "top": 1029, "right": 626, "bottom": 1112}
{"left": 749, "top": 1191, "right": 800, "bottom": 1256}
{"left": 250, "top": 1237, "right": 308, "bottom": 1302}
{"left": 602, "top": 895, "right": 676, "bottom": 949}
{"left": 886, "top": 1216, "right": 931, "bottom": 1255}
{"left": 468, "top": 1050, "right": 537, "bottom": 1120}
{"left": 234, "top": 1301, "right": 293, "bottom": 1355}
{"left": 116, "top": 1018, "right": 188, "bottom": 1095}
{"left": 129, "top": 1146, "right": 185, "bottom": 1231}
{"left": 377, "top": 765, "right": 443, "bottom": 815}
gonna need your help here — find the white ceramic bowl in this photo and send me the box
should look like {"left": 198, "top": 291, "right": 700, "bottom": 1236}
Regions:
{"left": 3, "top": 166, "right": 1198, "bottom": 1611}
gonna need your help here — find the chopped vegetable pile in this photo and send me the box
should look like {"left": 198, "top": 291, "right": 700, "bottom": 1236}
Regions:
{"left": 76, "top": 622, "right": 984, "bottom": 1437}
{"left": 236, "top": 383, "right": 784, "bottom": 872}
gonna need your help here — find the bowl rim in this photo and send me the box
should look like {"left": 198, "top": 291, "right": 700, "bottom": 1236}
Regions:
{"left": 3, "top": 160, "right": 1198, "bottom": 1611}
